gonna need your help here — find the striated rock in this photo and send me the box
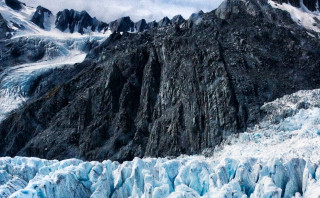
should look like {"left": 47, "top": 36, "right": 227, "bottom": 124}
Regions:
{"left": 109, "top": 16, "right": 134, "bottom": 33}
{"left": 0, "top": 0, "right": 320, "bottom": 162}
{"left": 31, "top": 6, "right": 53, "bottom": 30}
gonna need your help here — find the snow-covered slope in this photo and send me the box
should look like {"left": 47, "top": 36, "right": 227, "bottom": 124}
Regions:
{"left": 1, "top": 89, "right": 320, "bottom": 198}
{"left": 0, "top": 0, "right": 110, "bottom": 37}
{"left": 269, "top": 0, "right": 320, "bottom": 33}
{"left": 0, "top": 50, "right": 86, "bottom": 121}
{"left": 0, "top": 0, "right": 112, "bottom": 121}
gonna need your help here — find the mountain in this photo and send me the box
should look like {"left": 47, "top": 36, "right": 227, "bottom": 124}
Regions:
{"left": 109, "top": 16, "right": 134, "bottom": 33}
{"left": 0, "top": 0, "right": 320, "bottom": 163}
{"left": 31, "top": 6, "right": 53, "bottom": 30}
{"left": 1, "top": 0, "right": 320, "bottom": 196}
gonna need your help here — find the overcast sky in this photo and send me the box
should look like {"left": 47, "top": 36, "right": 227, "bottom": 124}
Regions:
{"left": 20, "top": 0, "right": 224, "bottom": 22}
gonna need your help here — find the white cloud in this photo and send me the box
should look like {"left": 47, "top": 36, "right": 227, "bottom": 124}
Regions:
{"left": 20, "top": 0, "right": 224, "bottom": 22}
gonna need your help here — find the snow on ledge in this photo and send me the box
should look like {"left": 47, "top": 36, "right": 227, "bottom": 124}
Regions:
{"left": 268, "top": 0, "right": 320, "bottom": 33}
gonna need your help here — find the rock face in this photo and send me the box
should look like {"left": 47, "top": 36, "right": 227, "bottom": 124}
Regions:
{"left": 5, "top": 0, "right": 25, "bottom": 10}
{"left": 55, "top": 9, "right": 108, "bottom": 34}
{"left": 158, "top": 16, "right": 171, "bottom": 27}
{"left": 1, "top": 0, "right": 320, "bottom": 162}
{"left": 109, "top": 16, "right": 134, "bottom": 33}
{"left": 171, "top": 15, "right": 186, "bottom": 25}
{"left": 183, "top": 10, "right": 204, "bottom": 28}
{"left": 134, "top": 19, "right": 148, "bottom": 32}
{"left": 0, "top": 14, "right": 11, "bottom": 39}
{"left": 148, "top": 20, "right": 158, "bottom": 29}
{"left": 31, "top": 6, "right": 53, "bottom": 30}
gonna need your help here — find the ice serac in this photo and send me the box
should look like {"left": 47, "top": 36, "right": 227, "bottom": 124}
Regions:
{"left": 55, "top": 9, "right": 108, "bottom": 34}
{"left": 31, "top": 6, "right": 53, "bottom": 30}
{"left": 0, "top": 0, "right": 320, "bottom": 162}
{"left": 109, "top": 16, "right": 134, "bottom": 33}
{"left": 1, "top": 87, "right": 320, "bottom": 198}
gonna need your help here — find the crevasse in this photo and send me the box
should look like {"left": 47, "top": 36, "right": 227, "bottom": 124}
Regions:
{"left": 1, "top": 89, "right": 320, "bottom": 198}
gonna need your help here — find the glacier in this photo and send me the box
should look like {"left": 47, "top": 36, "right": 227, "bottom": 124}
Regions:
{"left": 0, "top": 0, "right": 111, "bottom": 120}
{"left": 0, "top": 89, "right": 320, "bottom": 198}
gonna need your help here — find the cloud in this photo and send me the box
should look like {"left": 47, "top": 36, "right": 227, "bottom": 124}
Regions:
{"left": 20, "top": 0, "right": 224, "bottom": 22}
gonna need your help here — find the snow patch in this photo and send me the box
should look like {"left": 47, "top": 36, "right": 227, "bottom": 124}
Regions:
{"left": 269, "top": 0, "right": 320, "bottom": 32}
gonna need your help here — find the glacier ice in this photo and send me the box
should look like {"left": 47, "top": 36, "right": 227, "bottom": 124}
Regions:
{"left": 1, "top": 89, "right": 320, "bottom": 197}
{"left": 0, "top": 8, "right": 110, "bottom": 121}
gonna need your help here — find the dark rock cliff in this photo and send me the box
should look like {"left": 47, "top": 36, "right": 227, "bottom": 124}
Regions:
{"left": 158, "top": 17, "right": 171, "bottom": 28}
{"left": 31, "top": 6, "right": 53, "bottom": 30}
{"left": 1, "top": 0, "right": 320, "bottom": 162}
{"left": 109, "top": 16, "right": 134, "bottom": 33}
{"left": 5, "top": 0, "right": 25, "bottom": 11}
{"left": 134, "top": 19, "right": 148, "bottom": 32}
{"left": 0, "top": 13, "right": 11, "bottom": 39}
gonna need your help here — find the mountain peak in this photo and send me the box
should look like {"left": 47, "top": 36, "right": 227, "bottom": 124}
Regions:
{"left": 31, "top": 6, "right": 53, "bottom": 30}
{"left": 0, "top": 13, "right": 11, "bottom": 39}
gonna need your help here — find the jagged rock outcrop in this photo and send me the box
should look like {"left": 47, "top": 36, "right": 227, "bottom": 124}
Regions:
{"left": 96, "top": 21, "right": 109, "bottom": 33}
{"left": 109, "top": 16, "right": 134, "bottom": 33}
{"left": 55, "top": 9, "right": 108, "bottom": 34}
{"left": 182, "top": 10, "right": 204, "bottom": 28}
{"left": 0, "top": 0, "right": 320, "bottom": 162}
{"left": 134, "top": 19, "right": 148, "bottom": 32}
{"left": 158, "top": 16, "right": 171, "bottom": 27}
{"left": 171, "top": 15, "right": 185, "bottom": 25}
{"left": 5, "top": 0, "right": 25, "bottom": 10}
{"left": 148, "top": 20, "right": 158, "bottom": 29}
{"left": 0, "top": 13, "right": 11, "bottom": 39}
{"left": 31, "top": 6, "right": 53, "bottom": 30}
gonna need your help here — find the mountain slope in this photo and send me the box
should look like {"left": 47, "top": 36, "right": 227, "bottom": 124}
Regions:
{"left": 0, "top": 0, "right": 320, "bottom": 162}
